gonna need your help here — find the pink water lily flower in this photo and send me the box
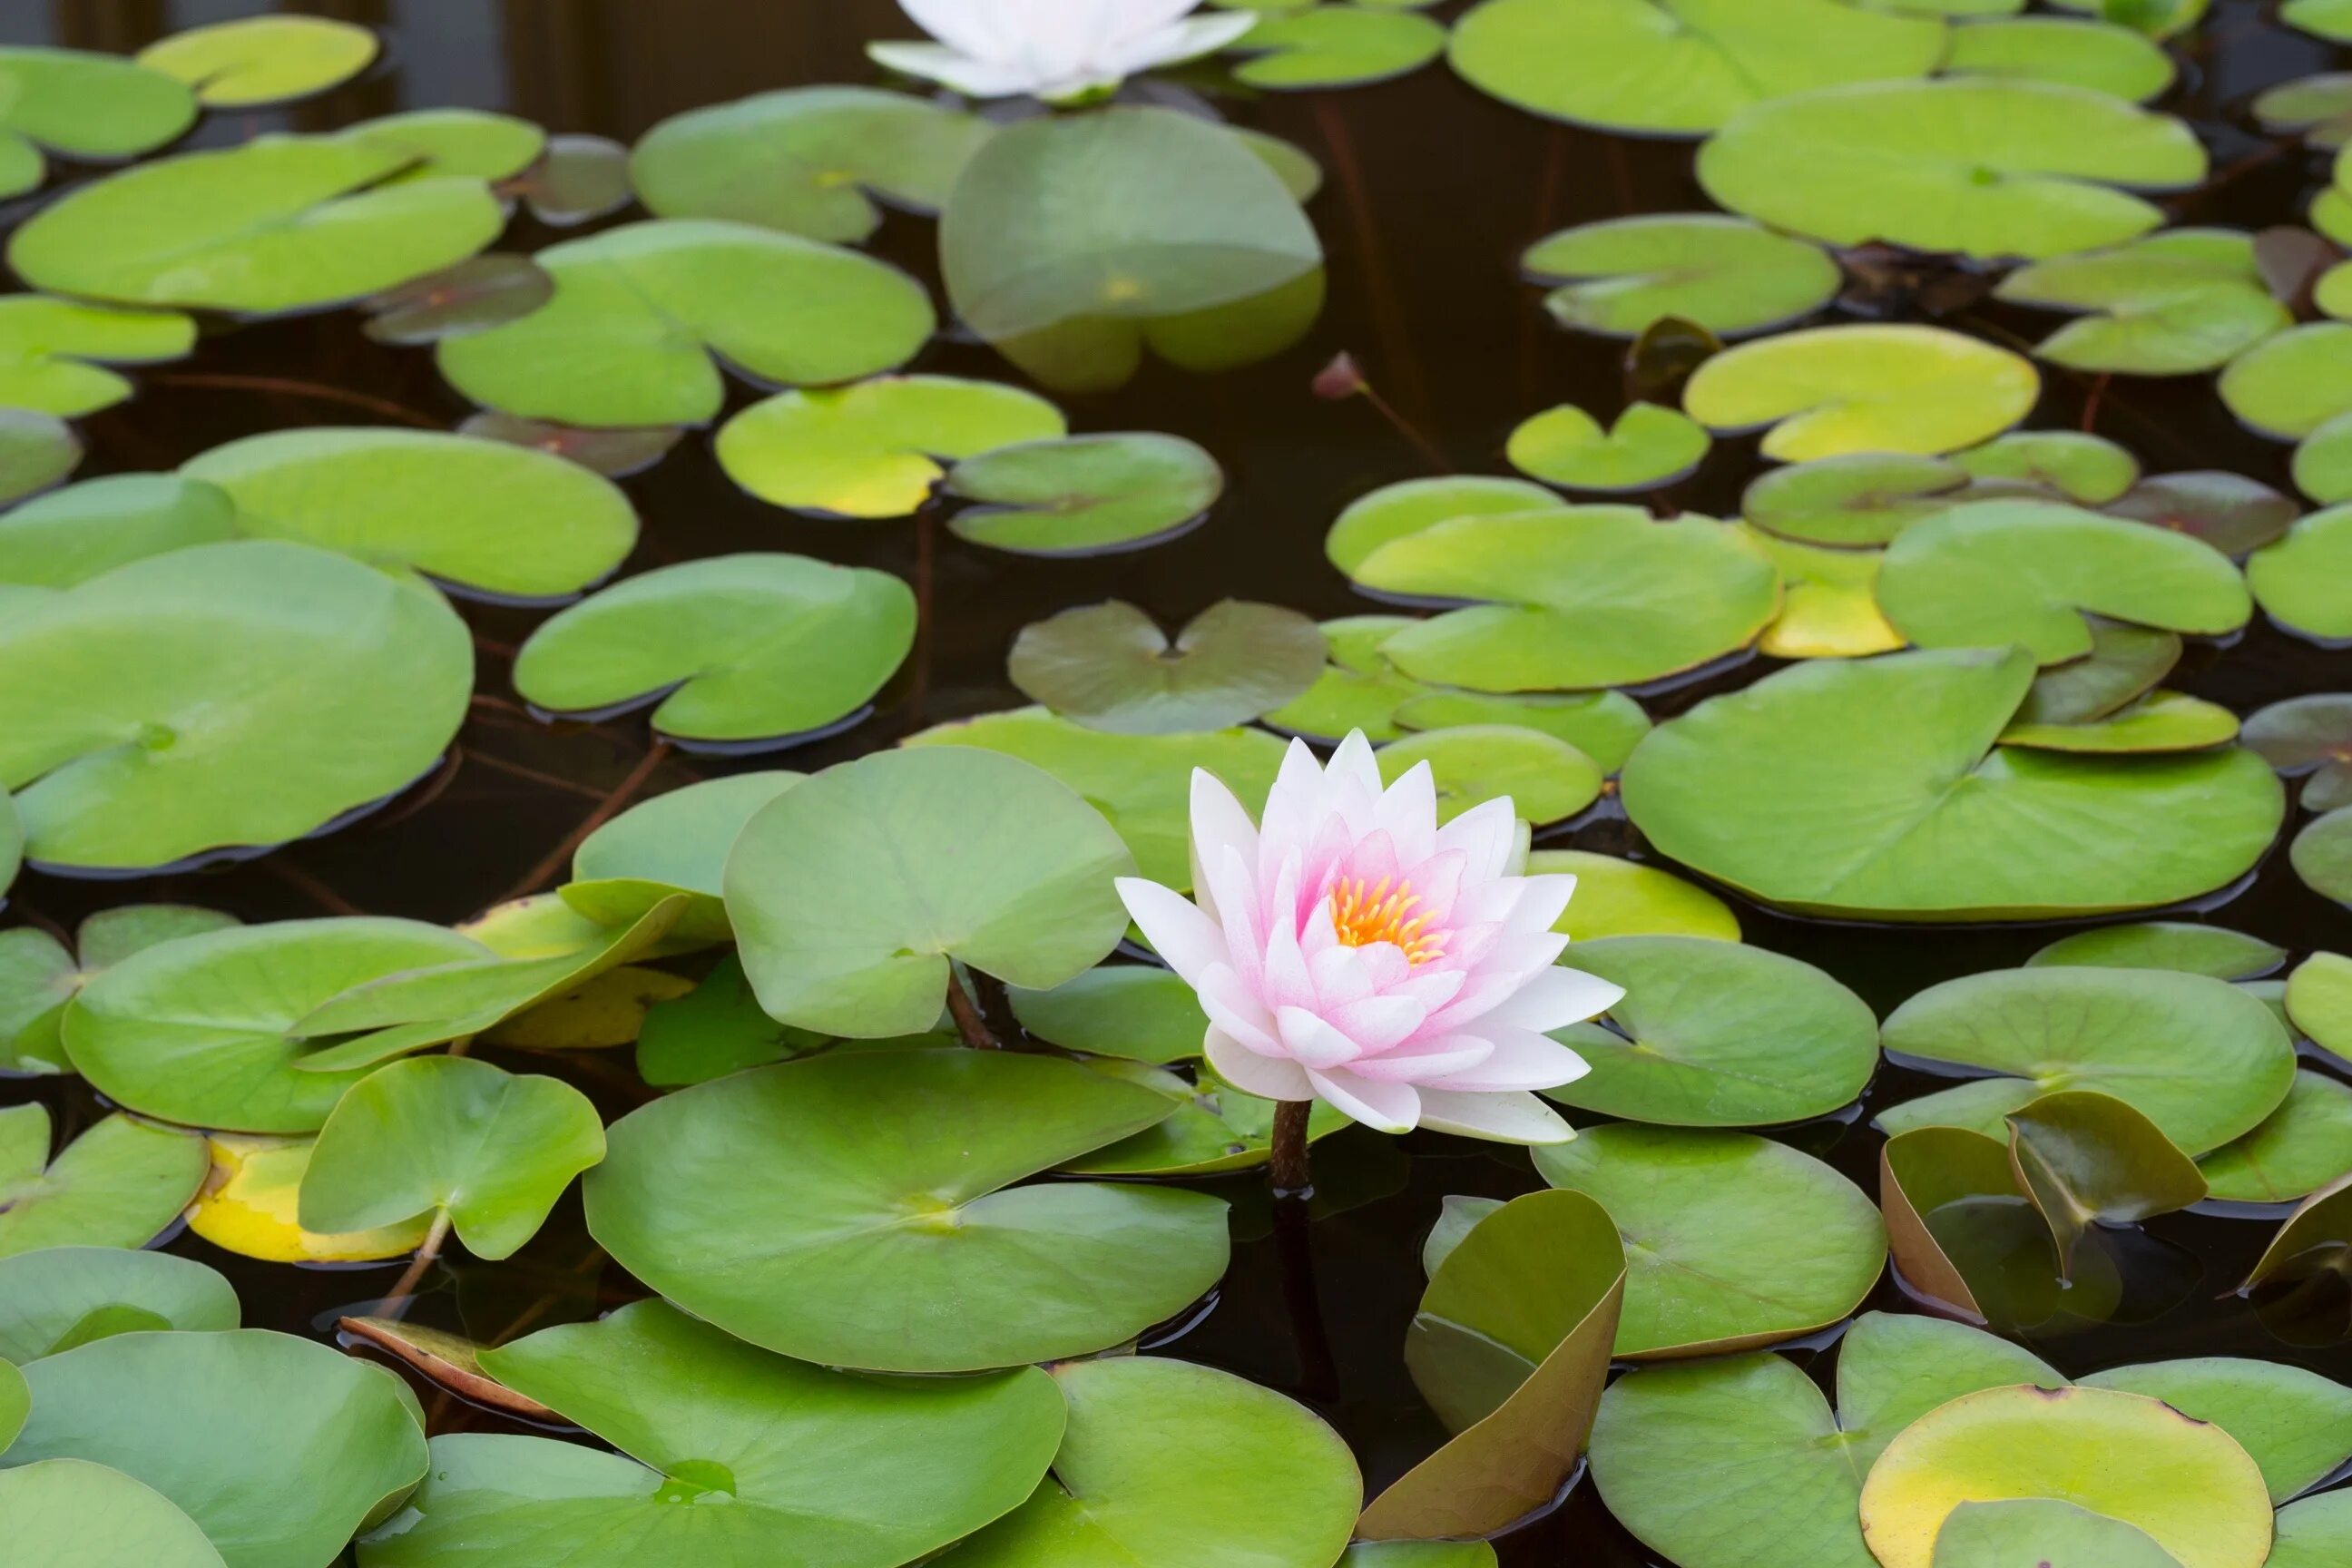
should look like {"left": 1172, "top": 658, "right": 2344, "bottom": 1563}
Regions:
{"left": 870, "top": 0, "right": 1256, "bottom": 104}
{"left": 1116, "top": 731, "right": 1622, "bottom": 1144}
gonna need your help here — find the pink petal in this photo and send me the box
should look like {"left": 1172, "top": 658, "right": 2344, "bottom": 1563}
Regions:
{"left": 1476, "top": 965, "right": 1623, "bottom": 1032}
{"left": 1278, "top": 1005, "right": 1363, "bottom": 1070}
{"left": 1394, "top": 848, "right": 1466, "bottom": 927}
{"left": 1260, "top": 850, "right": 1318, "bottom": 1011}
{"left": 1187, "top": 769, "right": 1258, "bottom": 926}
{"left": 1209, "top": 843, "right": 1265, "bottom": 995}
{"left": 1347, "top": 1031, "right": 1493, "bottom": 1083}
{"left": 1435, "top": 797, "right": 1517, "bottom": 883}
{"left": 1417, "top": 1024, "right": 1591, "bottom": 1092}
{"left": 1115, "top": 877, "right": 1228, "bottom": 989}
{"left": 1308, "top": 1066, "right": 1421, "bottom": 1133}
{"left": 1307, "top": 943, "right": 1376, "bottom": 1008}
{"left": 1416, "top": 1088, "right": 1574, "bottom": 1145}
{"left": 1206, "top": 1026, "right": 1313, "bottom": 1102}
{"left": 1326, "top": 993, "right": 1432, "bottom": 1054}
{"left": 1198, "top": 964, "right": 1281, "bottom": 1056}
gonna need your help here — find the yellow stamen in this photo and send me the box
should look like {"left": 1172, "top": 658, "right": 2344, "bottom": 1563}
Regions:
{"left": 1329, "top": 876, "right": 1446, "bottom": 966}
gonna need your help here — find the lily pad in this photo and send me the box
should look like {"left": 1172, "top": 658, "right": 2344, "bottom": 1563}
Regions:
{"left": 2287, "top": 951, "right": 2352, "bottom": 1057}
{"left": 1393, "top": 689, "right": 1651, "bottom": 769}
{"left": 586, "top": 1049, "right": 1226, "bottom": 1372}
{"left": 1994, "top": 230, "right": 2289, "bottom": 376}
{"left": 1682, "top": 326, "right": 2039, "bottom": 459}
{"left": 337, "top": 1317, "right": 553, "bottom": 1420}
{"left": 1878, "top": 1124, "right": 2031, "bottom": 1321}
{"left": 0, "top": 1106, "right": 205, "bottom": 1259}
{"left": 2026, "top": 922, "right": 2284, "bottom": 979}
{"left": 1954, "top": 430, "right": 2140, "bottom": 504}
{"left": 0, "top": 1247, "right": 237, "bottom": 1364}
{"left": 457, "top": 413, "right": 682, "bottom": 477}
{"left": 2269, "top": 1493, "right": 2352, "bottom": 1568}
{"left": 0, "top": 409, "right": 80, "bottom": 505}
{"left": 1523, "top": 214, "right": 1841, "bottom": 338}
{"left": 512, "top": 554, "right": 915, "bottom": 749}
{"left": 2292, "top": 413, "right": 2352, "bottom": 504}
{"left": 345, "top": 109, "right": 546, "bottom": 182}
{"left": 2004, "top": 1090, "right": 2207, "bottom": 1273}
{"left": 1930, "top": 1499, "right": 2187, "bottom": 1567}
{"left": 1008, "top": 965, "right": 1208, "bottom": 1063}
{"left": 1545, "top": 936, "right": 1877, "bottom": 1126}
{"left": 0, "top": 47, "right": 195, "bottom": 199}
{"left": 1524, "top": 849, "right": 1741, "bottom": 941}
{"left": 1230, "top": 5, "right": 1446, "bottom": 87}
{"left": 2219, "top": 323, "right": 2352, "bottom": 440}
{"left": 2254, "top": 73, "right": 2352, "bottom": 149}
{"left": 1878, "top": 965, "right": 2295, "bottom": 1155}
{"left": 2198, "top": 1072, "right": 2352, "bottom": 1204}
{"left": 360, "top": 255, "right": 554, "bottom": 346}
{"left": 1375, "top": 724, "right": 1603, "bottom": 824}
{"left": 1940, "top": 16, "right": 2174, "bottom": 101}
{"left": 631, "top": 86, "right": 992, "bottom": 241}
{"left": 1506, "top": 403, "right": 1710, "bottom": 491}
{"left": 8, "top": 1328, "right": 428, "bottom": 1568}
{"left": 1620, "top": 647, "right": 2285, "bottom": 920}
{"left": 183, "top": 1133, "right": 429, "bottom": 1264}
{"left": 136, "top": 15, "right": 377, "bottom": 106}
{"left": 0, "top": 475, "right": 246, "bottom": 590}
{"left": 564, "top": 771, "right": 803, "bottom": 937}
{"left": 2079, "top": 1357, "right": 2352, "bottom": 1504}
{"left": 1325, "top": 475, "right": 1563, "bottom": 577}
{"left": 1349, "top": 507, "right": 1780, "bottom": 691}
{"left": 944, "top": 433, "right": 1223, "bottom": 555}
{"left": 8, "top": 134, "right": 504, "bottom": 314}
{"left": 1534, "top": 1123, "right": 1883, "bottom": 1357}
{"left": 0, "top": 1459, "right": 227, "bottom": 1568}
{"left": 1740, "top": 451, "right": 1967, "bottom": 546}
{"left": 2105, "top": 471, "right": 2301, "bottom": 557}
{"left": 0, "top": 297, "right": 194, "bottom": 416}
{"left": 511, "top": 132, "right": 634, "bottom": 226}
{"left": 1741, "top": 525, "right": 1906, "bottom": 657}
{"left": 0, "top": 904, "right": 239, "bottom": 1073}
{"left": 2292, "top": 807, "right": 2352, "bottom": 907}
{"left": 2285, "top": 0, "right": 2352, "bottom": 40}
{"left": 1359, "top": 1189, "right": 1625, "bottom": 1540}
{"left": 2012, "top": 617, "right": 2180, "bottom": 725}
{"left": 437, "top": 220, "right": 936, "bottom": 427}
{"left": 2241, "top": 1172, "right": 2352, "bottom": 1290}
{"left": 726, "top": 747, "right": 1132, "bottom": 1036}
{"left": 1448, "top": 0, "right": 1945, "bottom": 137}
{"left": 1061, "top": 1060, "right": 1348, "bottom": 1178}
{"left": 1008, "top": 599, "right": 1324, "bottom": 734}
{"left": 633, "top": 951, "right": 830, "bottom": 1088}
{"left": 715, "top": 376, "right": 1063, "bottom": 519}
{"left": 1700, "top": 79, "right": 2205, "bottom": 261}
{"left": 1998, "top": 690, "right": 2239, "bottom": 754}
{"left": 1265, "top": 615, "right": 1429, "bottom": 741}
{"left": 2249, "top": 505, "right": 2352, "bottom": 642}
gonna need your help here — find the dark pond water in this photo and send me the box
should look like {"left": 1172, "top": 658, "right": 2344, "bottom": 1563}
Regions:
{"left": 5, "top": 1, "right": 2351, "bottom": 1562}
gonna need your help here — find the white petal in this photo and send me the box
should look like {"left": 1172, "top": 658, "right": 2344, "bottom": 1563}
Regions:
{"left": 1198, "top": 964, "right": 1280, "bottom": 1055}
{"left": 1418, "top": 1024, "right": 1590, "bottom": 1092}
{"left": 1373, "top": 759, "right": 1439, "bottom": 869}
{"left": 1347, "top": 1031, "right": 1492, "bottom": 1083}
{"left": 1187, "top": 768, "right": 1259, "bottom": 926}
{"left": 1325, "top": 993, "right": 1431, "bottom": 1054}
{"left": 1476, "top": 965, "right": 1623, "bottom": 1033}
{"left": 1328, "top": 728, "right": 1383, "bottom": 802}
{"left": 1308, "top": 1066, "right": 1421, "bottom": 1133}
{"left": 898, "top": 0, "right": 1022, "bottom": 61}
{"left": 1504, "top": 873, "right": 1578, "bottom": 936}
{"left": 1416, "top": 1088, "right": 1575, "bottom": 1145}
{"left": 1115, "top": 877, "right": 1228, "bottom": 989}
{"left": 1206, "top": 1025, "right": 1313, "bottom": 1102}
{"left": 866, "top": 41, "right": 1044, "bottom": 96}
{"left": 1277, "top": 1005, "right": 1364, "bottom": 1070}
{"left": 1104, "top": 9, "right": 1258, "bottom": 72}
{"left": 1435, "top": 797, "right": 1517, "bottom": 884}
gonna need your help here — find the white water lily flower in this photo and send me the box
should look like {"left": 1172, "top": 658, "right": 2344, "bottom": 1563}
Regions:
{"left": 1116, "top": 730, "right": 1622, "bottom": 1145}
{"left": 870, "top": 0, "right": 1257, "bottom": 103}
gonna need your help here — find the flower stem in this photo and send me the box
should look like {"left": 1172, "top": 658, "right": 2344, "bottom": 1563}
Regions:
{"left": 944, "top": 970, "right": 1001, "bottom": 1049}
{"left": 380, "top": 1210, "right": 453, "bottom": 1321}
{"left": 1269, "top": 1099, "right": 1313, "bottom": 1196}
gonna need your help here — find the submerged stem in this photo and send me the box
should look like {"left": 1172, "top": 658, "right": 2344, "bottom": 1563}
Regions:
{"left": 380, "top": 1210, "right": 454, "bottom": 1320}
{"left": 1269, "top": 1098, "right": 1313, "bottom": 1196}
{"left": 944, "top": 971, "right": 1001, "bottom": 1049}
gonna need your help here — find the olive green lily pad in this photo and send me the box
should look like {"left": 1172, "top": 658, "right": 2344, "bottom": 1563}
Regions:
{"left": 1740, "top": 451, "right": 1967, "bottom": 546}
{"left": 2269, "top": 1493, "right": 2352, "bottom": 1568}
{"left": 564, "top": 771, "right": 802, "bottom": 937}
{"left": 1880, "top": 1125, "right": 2050, "bottom": 1325}
{"left": 180, "top": 427, "right": 639, "bottom": 603}
{"left": 1230, "top": 5, "right": 1446, "bottom": 87}
{"left": 2105, "top": 471, "right": 2301, "bottom": 557}
{"left": 944, "top": 433, "right": 1223, "bottom": 555}
{"left": 2254, "top": 73, "right": 2352, "bottom": 149}
{"left": 437, "top": 220, "right": 935, "bottom": 428}
{"left": 0, "top": 1106, "right": 206, "bottom": 1259}
{"left": 725, "top": 747, "right": 1133, "bottom": 1036}
{"left": 1448, "top": 0, "right": 1945, "bottom": 137}
{"left": 1682, "top": 326, "right": 2039, "bottom": 460}
{"left": 0, "top": 47, "right": 195, "bottom": 199}
{"left": 1994, "top": 230, "right": 2288, "bottom": 376}
{"left": 1376, "top": 724, "right": 1602, "bottom": 824}
{"left": 1325, "top": 475, "right": 1563, "bottom": 577}
{"left": 1941, "top": 16, "right": 2174, "bottom": 101}
{"left": 1525, "top": 849, "right": 1741, "bottom": 941}
{"left": 1588, "top": 1311, "right": 2062, "bottom": 1568}
{"left": 1393, "top": 689, "right": 1651, "bottom": 769}
{"left": 359, "top": 254, "right": 554, "bottom": 346}
{"left": 1954, "top": 430, "right": 2139, "bottom": 504}
{"left": 1009, "top": 599, "right": 1324, "bottom": 735}
{"left": 2219, "top": 323, "right": 2352, "bottom": 440}
{"left": 458, "top": 412, "right": 683, "bottom": 477}
{"left": 8, "top": 1328, "right": 427, "bottom": 1568}
{"left": 1359, "top": 1189, "right": 1625, "bottom": 1541}
{"left": 631, "top": 86, "right": 992, "bottom": 241}
{"left": 716, "top": 376, "right": 1063, "bottom": 519}
{"left": 137, "top": 15, "right": 377, "bottom": 107}
{"left": 1545, "top": 936, "right": 1877, "bottom": 1126}
{"left": 1998, "top": 690, "right": 2238, "bottom": 754}
{"left": 0, "top": 905, "right": 239, "bottom": 1073}
{"left": 2241, "top": 1171, "right": 2352, "bottom": 1291}
{"left": 0, "top": 409, "right": 80, "bottom": 505}
{"left": 1878, "top": 966, "right": 2295, "bottom": 1155}
{"left": 2292, "top": 807, "right": 2352, "bottom": 907}
{"left": 0, "top": 297, "right": 194, "bottom": 416}
{"left": 0, "top": 1247, "right": 237, "bottom": 1364}
{"left": 2026, "top": 922, "right": 2283, "bottom": 979}
{"left": 2079, "top": 1357, "right": 2352, "bottom": 1504}
{"left": 632, "top": 951, "right": 829, "bottom": 1088}
{"left": 586, "top": 1049, "right": 1225, "bottom": 1372}
{"left": 1930, "top": 1499, "right": 2186, "bottom": 1568}
{"left": 902, "top": 710, "right": 1285, "bottom": 891}
{"left": 1620, "top": 647, "right": 2285, "bottom": 920}
{"left": 513, "top": 554, "right": 915, "bottom": 749}
{"left": 2249, "top": 505, "right": 2352, "bottom": 642}
{"left": 0, "top": 1459, "right": 227, "bottom": 1568}
{"left": 1008, "top": 965, "right": 1207, "bottom": 1063}
{"left": 2012, "top": 617, "right": 2181, "bottom": 725}
{"left": 8, "top": 135, "right": 504, "bottom": 314}
{"left": 1699, "top": 79, "right": 2205, "bottom": 261}
{"left": 62, "top": 916, "right": 493, "bottom": 1133}
{"left": 1265, "top": 615, "right": 1428, "bottom": 741}
{"left": 1523, "top": 213, "right": 1840, "bottom": 338}
{"left": 1534, "top": 1123, "right": 1883, "bottom": 1357}
{"left": 1506, "top": 403, "right": 1710, "bottom": 492}
{"left": 2198, "top": 1072, "right": 2352, "bottom": 1204}
{"left": 2004, "top": 1090, "right": 2207, "bottom": 1274}
{"left": 1349, "top": 507, "right": 1780, "bottom": 691}
{"left": 1857, "top": 1384, "right": 2274, "bottom": 1568}
{"left": 2292, "top": 412, "right": 2352, "bottom": 505}
{"left": 299, "top": 1056, "right": 603, "bottom": 1260}
{"left": 1344, "top": 1545, "right": 1497, "bottom": 1567}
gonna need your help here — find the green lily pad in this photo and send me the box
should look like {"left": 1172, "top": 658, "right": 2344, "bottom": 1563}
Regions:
{"left": 564, "top": 771, "right": 803, "bottom": 937}
{"left": 1523, "top": 214, "right": 1840, "bottom": 338}
{"left": 1360, "top": 1189, "right": 1624, "bottom": 1541}
{"left": 1699, "top": 79, "right": 2205, "bottom": 261}
{"left": 512, "top": 554, "right": 915, "bottom": 748}
{"left": 1524, "top": 849, "right": 1742, "bottom": 941}
{"left": 901, "top": 710, "right": 1285, "bottom": 891}
{"left": 2012, "top": 617, "right": 2181, "bottom": 725}
{"left": 8, "top": 134, "right": 504, "bottom": 314}
{"left": 299, "top": 1056, "right": 603, "bottom": 1260}
{"left": 1392, "top": 689, "right": 1651, "bottom": 770}
{"left": 0, "top": 1247, "right": 237, "bottom": 1364}
{"left": 2220, "top": 323, "right": 2352, "bottom": 440}
{"left": 1230, "top": 5, "right": 1446, "bottom": 87}
{"left": 1998, "top": 690, "right": 2239, "bottom": 754}
{"left": 715, "top": 376, "right": 1064, "bottom": 520}
{"left": 1857, "top": 1384, "right": 2274, "bottom": 1568}
{"left": 137, "top": 15, "right": 377, "bottom": 106}
{"left": 2249, "top": 505, "right": 2352, "bottom": 642}
{"left": 1740, "top": 452, "right": 1967, "bottom": 546}
{"left": 1544, "top": 936, "right": 1877, "bottom": 1126}
{"left": 2292, "top": 413, "right": 2352, "bottom": 504}
{"left": 1448, "top": 0, "right": 1945, "bottom": 137}
{"left": 1325, "top": 475, "right": 1563, "bottom": 577}
{"left": 0, "top": 47, "right": 195, "bottom": 199}
{"left": 437, "top": 220, "right": 936, "bottom": 427}
{"left": 1589, "top": 1311, "right": 2062, "bottom": 1568}
{"left": 0, "top": 1459, "right": 227, "bottom": 1568}
{"left": 944, "top": 434, "right": 1224, "bottom": 555}
{"left": 1349, "top": 507, "right": 1780, "bottom": 691}
{"left": 585, "top": 1049, "right": 1226, "bottom": 1372}
{"left": 2026, "top": 922, "right": 2284, "bottom": 979}
{"left": 2004, "top": 1090, "right": 2207, "bottom": 1274}
{"left": 1941, "top": 16, "right": 2174, "bottom": 101}
{"left": 2269, "top": 1493, "right": 2352, "bottom": 1568}
{"left": 1879, "top": 1125, "right": 2110, "bottom": 1328}
{"left": 1008, "top": 599, "right": 1324, "bottom": 734}
{"left": 360, "top": 255, "right": 555, "bottom": 346}
{"left": 2079, "top": 1357, "right": 2352, "bottom": 1504}
{"left": 1682, "top": 325, "right": 2039, "bottom": 460}
{"left": 1344, "top": 1545, "right": 1497, "bottom": 1567}
{"left": 8, "top": 1328, "right": 428, "bottom": 1568}
{"left": 345, "top": 109, "right": 546, "bottom": 182}
{"left": 725, "top": 747, "right": 1133, "bottom": 1036}
{"left": 0, "top": 409, "right": 80, "bottom": 505}
{"left": 1506, "top": 403, "right": 1710, "bottom": 491}
{"left": 1265, "top": 615, "right": 1429, "bottom": 741}
{"left": 2254, "top": 73, "right": 2352, "bottom": 149}
{"left": 63, "top": 916, "right": 493, "bottom": 1133}
{"left": 0, "top": 1106, "right": 206, "bottom": 1259}
{"left": 633, "top": 952, "right": 830, "bottom": 1088}
{"left": 1878, "top": 966, "right": 2295, "bottom": 1155}
{"left": 1930, "top": 1499, "right": 2187, "bottom": 1568}
{"left": 1008, "top": 965, "right": 1208, "bottom": 1063}
{"left": 0, "top": 475, "right": 244, "bottom": 590}
{"left": 1620, "top": 647, "right": 2285, "bottom": 920}
{"left": 1534, "top": 1123, "right": 1883, "bottom": 1357}
{"left": 0, "top": 905, "right": 239, "bottom": 1073}
{"left": 2104, "top": 471, "right": 2301, "bottom": 557}
{"left": 0, "top": 540, "right": 472, "bottom": 872}
{"left": 2287, "top": 951, "right": 2352, "bottom": 1056}
{"left": 2286, "top": 0, "right": 2352, "bottom": 39}
{"left": 180, "top": 427, "right": 640, "bottom": 602}
{"left": 1375, "top": 724, "right": 1602, "bottom": 824}
{"left": 1060, "top": 1060, "right": 1347, "bottom": 1178}
{"left": 2198, "top": 1072, "right": 2352, "bottom": 1204}
{"left": 1741, "top": 524, "right": 1906, "bottom": 656}
{"left": 2241, "top": 1171, "right": 2352, "bottom": 1291}
{"left": 1954, "top": 430, "right": 2140, "bottom": 504}
{"left": 0, "top": 297, "right": 193, "bottom": 416}
{"left": 2292, "top": 806, "right": 2352, "bottom": 907}
{"left": 630, "top": 86, "right": 993, "bottom": 241}
{"left": 1994, "top": 230, "right": 2289, "bottom": 376}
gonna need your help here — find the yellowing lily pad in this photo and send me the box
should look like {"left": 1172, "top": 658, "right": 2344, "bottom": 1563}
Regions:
{"left": 716, "top": 376, "right": 1063, "bottom": 519}
{"left": 1506, "top": 403, "right": 1710, "bottom": 492}
{"left": 185, "top": 1132, "right": 432, "bottom": 1263}
{"left": 137, "top": 15, "right": 378, "bottom": 107}
{"left": 1683, "top": 326, "right": 2039, "bottom": 460}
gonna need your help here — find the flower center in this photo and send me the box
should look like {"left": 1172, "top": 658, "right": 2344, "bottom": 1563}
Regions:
{"left": 1329, "top": 876, "right": 1445, "bottom": 965}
